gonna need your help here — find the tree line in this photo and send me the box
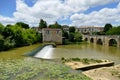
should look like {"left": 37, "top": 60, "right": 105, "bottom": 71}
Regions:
{"left": 93, "top": 23, "right": 120, "bottom": 35}
{"left": 0, "top": 22, "right": 42, "bottom": 51}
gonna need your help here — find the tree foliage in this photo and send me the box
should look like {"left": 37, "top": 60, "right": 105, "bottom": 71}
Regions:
{"left": 39, "top": 19, "right": 47, "bottom": 29}
{"left": 68, "top": 33, "right": 74, "bottom": 42}
{"left": 0, "top": 23, "right": 42, "bottom": 51}
{"left": 15, "top": 22, "right": 29, "bottom": 29}
{"left": 104, "top": 23, "right": 112, "bottom": 33}
{"left": 49, "top": 22, "right": 62, "bottom": 28}
{"left": 106, "top": 26, "right": 120, "bottom": 35}
{"left": 69, "top": 26, "right": 75, "bottom": 33}
{"left": 0, "top": 23, "right": 5, "bottom": 34}
{"left": 74, "top": 32, "right": 82, "bottom": 42}
{"left": 63, "top": 31, "right": 69, "bottom": 39}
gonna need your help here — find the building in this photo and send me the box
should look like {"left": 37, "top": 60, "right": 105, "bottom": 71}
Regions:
{"left": 42, "top": 28, "right": 62, "bottom": 44}
{"left": 77, "top": 26, "right": 104, "bottom": 35}
{"left": 62, "top": 25, "right": 69, "bottom": 33}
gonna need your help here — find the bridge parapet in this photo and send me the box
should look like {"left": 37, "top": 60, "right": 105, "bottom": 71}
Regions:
{"left": 83, "top": 35, "right": 120, "bottom": 48}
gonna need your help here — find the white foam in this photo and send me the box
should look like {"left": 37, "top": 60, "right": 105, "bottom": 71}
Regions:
{"left": 34, "top": 45, "right": 54, "bottom": 59}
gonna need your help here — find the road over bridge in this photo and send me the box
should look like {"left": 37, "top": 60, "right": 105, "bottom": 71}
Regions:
{"left": 83, "top": 35, "right": 120, "bottom": 48}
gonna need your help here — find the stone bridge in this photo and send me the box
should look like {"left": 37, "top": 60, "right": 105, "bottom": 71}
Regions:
{"left": 83, "top": 35, "right": 120, "bottom": 48}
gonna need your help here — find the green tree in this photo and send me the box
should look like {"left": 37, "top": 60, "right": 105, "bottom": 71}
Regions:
{"left": 69, "top": 26, "right": 75, "bottom": 33}
{"left": 0, "top": 23, "right": 42, "bottom": 51}
{"left": 69, "top": 33, "right": 74, "bottom": 42}
{"left": 63, "top": 31, "right": 69, "bottom": 39}
{"left": 0, "top": 34, "right": 4, "bottom": 51}
{"left": 15, "top": 22, "right": 29, "bottom": 29}
{"left": 104, "top": 23, "right": 112, "bottom": 33}
{"left": 74, "top": 32, "right": 82, "bottom": 42}
{"left": 49, "top": 22, "right": 62, "bottom": 28}
{"left": 0, "top": 23, "right": 4, "bottom": 34}
{"left": 0, "top": 34, "right": 15, "bottom": 51}
{"left": 2, "top": 26, "right": 14, "bottom": 38}
{"left": 39, "top": 19, "right": 47, "bottom": 29}
{"left": 106, "top": 26, "right": 120, "bottom": 35}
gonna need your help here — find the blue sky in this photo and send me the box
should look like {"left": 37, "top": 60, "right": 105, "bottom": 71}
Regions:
{"left": 0, "top": 0, "right": 120, "bottom": 27}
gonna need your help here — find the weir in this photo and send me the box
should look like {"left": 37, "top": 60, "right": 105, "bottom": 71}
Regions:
{"left": 34, "top": 45, "right": 55, "bottom": 59}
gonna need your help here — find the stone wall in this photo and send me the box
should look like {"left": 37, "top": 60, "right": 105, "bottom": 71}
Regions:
{"left": 83, "top": 35, "right": 120, "bottom": 48}
{"left": 42, "top": 28, "right": 62, "bottom": 44}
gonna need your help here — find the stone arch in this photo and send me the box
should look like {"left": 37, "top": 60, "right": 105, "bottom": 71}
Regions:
{"left": 90, "top": 38, "right": 94, "bottom": 43}
{"left": 97, "top": 39, "right": 103, "bottom": 45}
{"left": 84, "top": 37, "right": 88, "bottom": 41}
{"left": 109, "top": 39, "right": 117, "bottom": 47}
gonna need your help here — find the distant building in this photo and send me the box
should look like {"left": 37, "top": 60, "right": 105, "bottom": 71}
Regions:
{"left": 77, "top": 26, "right": 104, "bottom": 35}
{"left": 32, "top": 27, "right": 42, "bottom": 33}
{"left": 62, "top": 25, "right": 69, "bottom": 33}
{"left": 42, "top": 28, "right": 62, "bottom": 44}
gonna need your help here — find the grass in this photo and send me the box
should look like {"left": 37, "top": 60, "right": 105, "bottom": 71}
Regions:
{"left": 0, "top": 58, "right": 91, "bottom": 80}
{"left": 61, "top": 57, "right": 103, "bottom": 64}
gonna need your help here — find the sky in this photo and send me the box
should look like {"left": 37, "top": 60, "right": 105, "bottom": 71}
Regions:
{"left": 0, "top": 0, "right": 120, "bottom": 27}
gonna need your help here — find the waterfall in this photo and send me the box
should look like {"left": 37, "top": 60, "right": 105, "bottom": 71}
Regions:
{"left": 34, "top": 45, "right": 54, "bottom": 59}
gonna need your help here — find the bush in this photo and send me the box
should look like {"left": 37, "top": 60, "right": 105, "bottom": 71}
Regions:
{"left": 0, "top": 23, "right": 42, "bottom": 51}
{"left": 74, "top": 32, "right": 82, "bottom": 42}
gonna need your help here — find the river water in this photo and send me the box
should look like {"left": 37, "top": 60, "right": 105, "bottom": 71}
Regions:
{"left": 50, "top": 43, "right": 120, "bottom": 64}
{"left": 0, "top": 43, "right": 120, "bottom": 64}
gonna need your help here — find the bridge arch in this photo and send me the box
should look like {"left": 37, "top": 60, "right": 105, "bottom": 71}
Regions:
{"left": 109, "top": 39, "right": 117, "bottom": 47}
{"left": 90, "top": 38, "right": 94, "bottom": 43}
{"left": 84, "top": 37, "right": 88, "bottom": 41}
{"left": 97, "top": 39, "right": 103, "bottom": 45}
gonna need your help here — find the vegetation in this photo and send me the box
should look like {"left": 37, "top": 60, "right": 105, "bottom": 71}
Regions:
{"left": 39, "top": 19, "right": 47, "bottom": 29}
{"left": 66, "top": 30, "right": 82, "bottom": 44}
{"left": 0, "top": 59, "right": 91, "bottom": 80}
{"left": 69, "top": 26, "right": 75, "bottom": 33}
{"left": 104, "top": 23, "right": 113, "bottom": 33}
{"left": 49, "top": 22, "right": 62, "bottom": 29}
{"left": 0, "top": 23, "right": 42, "bottom": 51}
{"left": 106, "top": 26, "right": 120, "bottom": 35}
{"left": 93, "top": 23, "right": 120, "bottom": 35}
{"left": 61, "top": 57, "right": 103, "bottom": 64}
{"left": 74, "top": 32, "right": 82, "bottom": 42}
{"left": 15, "top": 22, "right": 29, "bottom": 29}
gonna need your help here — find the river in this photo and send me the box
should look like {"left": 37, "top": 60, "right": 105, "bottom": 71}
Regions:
{"left": 52, "top": 43, "right": 120, "bottom": 64}
{"left": 0, "top": 43, "right": 120, "bottom": 64}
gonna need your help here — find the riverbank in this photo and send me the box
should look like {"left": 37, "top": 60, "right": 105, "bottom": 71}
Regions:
{"left": 0, "top": 43, "right": 42, "bottom": 59}
{"left": 62, "top": 58, "right": 114, "bottom": 70}
{"left": 83, "top": 64, "right": 120, "bottom": 80}
{"left": 62, "top": 58, "right": 120, "bottom": 80}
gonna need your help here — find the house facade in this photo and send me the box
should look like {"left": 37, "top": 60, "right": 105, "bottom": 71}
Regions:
{"left": 77, "top": 26, "right": 104, "bottom": 35}
{"left": 42, "top": 28, "right": 62, "bottom": 44}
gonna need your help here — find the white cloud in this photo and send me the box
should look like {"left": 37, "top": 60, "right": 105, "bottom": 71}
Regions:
{"left": 0, "top": 15, "right": 16, "bottom": 25}
{"left": 70, "top": 2, "right": 120, "bottom": 27}
{"left": 0, "top": 0, "right": 119, "bottom": 27}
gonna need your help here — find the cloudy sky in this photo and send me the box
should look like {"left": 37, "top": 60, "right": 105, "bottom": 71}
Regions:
{"left": 0, "top": 0, "right": 120, "bottom": 27}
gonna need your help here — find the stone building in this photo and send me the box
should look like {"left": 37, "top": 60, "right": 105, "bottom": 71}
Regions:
{"left": 42, "top": 28, "right": 62, "bottom": 44}
{"left": 77, "top": 26, "right": 104, "bottom": 35}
